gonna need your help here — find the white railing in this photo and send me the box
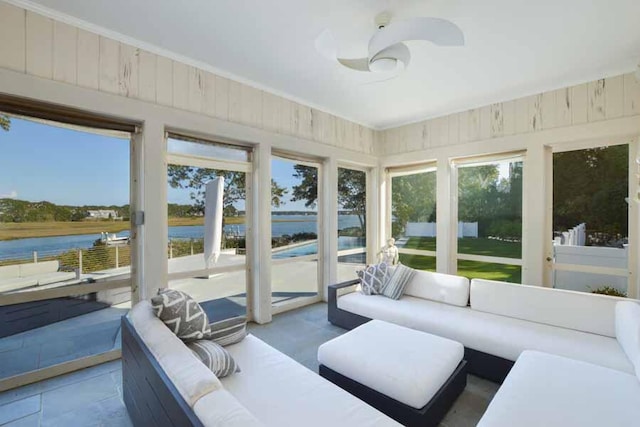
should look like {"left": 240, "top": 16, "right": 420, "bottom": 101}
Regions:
{"left": 554, "top": 223, "right": 586, "bottom": 246}
{"left": 553, "top": 244, "right": 628, "bottom": 294}
{"left": 0, "top": 246, "right": 131, "bottom": 274}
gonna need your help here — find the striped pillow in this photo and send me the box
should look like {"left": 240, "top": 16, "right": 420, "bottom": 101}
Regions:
{"left": 188, "top": 340, "right": 240, "bottom": 378}
{"left": 381, "top": 263, "right": 415, "bottom": 300}
{"left": 208, "top": 316, "right": 247, "bottom": 346}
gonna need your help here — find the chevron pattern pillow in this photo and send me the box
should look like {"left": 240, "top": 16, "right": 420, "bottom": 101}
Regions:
{"left": 151, "top": 289, "right": 212, "bottom": 342}
{"left": 188, "top": 340, "right": 240, "bottom": 378}
{"left": 357, "top": 262, "right": 389, "bottom": 295}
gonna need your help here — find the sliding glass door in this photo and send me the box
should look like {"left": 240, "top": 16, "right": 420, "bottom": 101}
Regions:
{"left": 0, "top": 113, "right": 132, "bottom": 383}
{"left": 271, "top": 155, "right": 321, "bottom": 309}
{"left": 166, "top": 135, "right": 251, "bottom": 322}
{"left": 548, "top": 142, "right": 631, "bottom": 296}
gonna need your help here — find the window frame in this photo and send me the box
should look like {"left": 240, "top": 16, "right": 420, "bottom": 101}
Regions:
{"left": 450, "top": 152, "right": 526, "bottom": 280}
{"left": 270, "top": 151, "right": 325, "bottom": 313}
{"left": 165, "top": 134, "right": 254, "bottom": 314}
{"left": 386, "top": 163, "right": 439, "bottom": 267}
{"left": 544, "top": 137, "right": 637, "bottom": 294}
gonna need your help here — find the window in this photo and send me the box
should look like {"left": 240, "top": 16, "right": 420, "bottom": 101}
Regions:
{"left": 389, "top": 167, "right": 437, "bottom": 271}
{"left": 550, "top": 143, "right": 630, "bottom": 296}
{"left": 336, "top": 167, "right": 367, "bottom": 282}
{"left": 0, "top": 113, "right": 132, "bottom": 381}
{"left": 271, "top": 156, "right": 321, "bottom": 308}
{"left": 455, "top": 156, "right": 523, "bottom": 283}
{"left": 166, "top": 135, "right": 251, "bottom": 321}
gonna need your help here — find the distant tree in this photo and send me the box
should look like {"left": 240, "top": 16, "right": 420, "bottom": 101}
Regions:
{"left": 391, "top": 172, "right": 437, "bottom": 238}
{"left": 0, "top": 114, "right": 9, "bottom": 131}
{"left": 167, "top": 165, "right": 287, "bottom": 214}
{"left": 71, "top": 209, "right": 87, "bottom": 222}
{"left": 338, "top": 169, "right": 367, "bottom": 230}
{"left": 289, "top": 165, "right": 368, "bottom": 230}
{"left": 457, "top": 165, "right": 500, "bottom": 222}
{"left": 554, "top": 145, "right": 628, "bottom": 236}
{"left": 290, "top": 165, "right": 319, "bottom": 209}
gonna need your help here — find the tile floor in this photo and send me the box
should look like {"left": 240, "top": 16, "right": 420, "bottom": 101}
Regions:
{"left": 0, "top": 307, "right": 127, "bottom": 380}
{"left": 0, "top": 303, "right": 499, "bottom": 426}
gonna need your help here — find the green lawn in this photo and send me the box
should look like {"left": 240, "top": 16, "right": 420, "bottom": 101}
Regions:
{"left": 404, "top": 237, "right": 521, "bottom": 258}
{"left": 400, "top": 237, "right": 522, "bottom": 283}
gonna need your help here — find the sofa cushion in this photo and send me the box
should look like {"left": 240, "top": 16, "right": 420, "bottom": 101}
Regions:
{"left": 129, "top": 301, "right": 221, "bottom": 407}
{"left": 357, "top": 263, "right": 389, "bottom": 295}
{"left": 209, "top": 316, "right": 247, "bottom": 347}
{"left": 222, "top": 335, "right": 401, "bottom": 426}
{"left": 193, "top": 389, "right": 264, "bottom": 427}
{"left": 188, "top": 340, "right": 240, "bottom": 378}
{"left": 615, "top": 301, "right": 640, "bottom": 380}
{"left": 477, "top": 350, "right": 640, "bottom": 427}
{"left": 381, "top": 264, "right": 415, "bottom": 300}
{"left": 403, "top": 270, "right": 469, "bottom": 307}
{"left": 337, "top": 293, "right": 635, "bottom": 373}
{"left": 151, "top": 289, "right": 212, "bottom": 342}
{"left": 318, "top": 319, "right": 463, "bottom": 409}
{"left": 471, "top": 279, "right": 624, "bottom": 337}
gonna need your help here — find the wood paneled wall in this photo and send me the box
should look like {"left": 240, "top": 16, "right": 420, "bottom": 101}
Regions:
{"left": 378, "top": 74, "right": 640, "bottom": 156}
{"left": 1, "top": 3, "right": 637, "bottom": 159}
{"left": 0, "top": 3, "right": 374, "bottom": 154}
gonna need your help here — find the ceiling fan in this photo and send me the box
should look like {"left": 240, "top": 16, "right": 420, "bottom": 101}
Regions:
{"left": 315, "top": 12, "right": 464, "bottom": 77}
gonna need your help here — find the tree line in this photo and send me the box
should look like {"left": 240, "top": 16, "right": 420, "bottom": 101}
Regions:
{"left": 167, "top": 165, "right": 367, "bottom": 234}
{"left": 392, "top": 145, "right": 628, "bottom": 243}
{"left": 0, "top": 199, "right": 130, "bottom": 223}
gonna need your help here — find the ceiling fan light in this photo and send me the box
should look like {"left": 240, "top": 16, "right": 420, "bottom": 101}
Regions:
{"left": 369, "top": 57, "right": 397, "bottom": 72}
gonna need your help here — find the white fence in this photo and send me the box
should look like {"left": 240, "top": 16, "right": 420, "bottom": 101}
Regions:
{"left": 554, "top": 223, "right": 586, "bottom": 246}
{"left": 553, "top": 244, "right": 628, "bottom": 294}
{"left": 405, "top": 222, "right": 478, "bottom": 238}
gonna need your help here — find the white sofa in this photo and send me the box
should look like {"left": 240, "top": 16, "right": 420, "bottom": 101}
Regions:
{"left": 123, "top": 301, "right": 400, "bottom": 427}
{"left": 329, "top": 272, "right": 637, "bottom": 381}
{"left": 0, "top": 260, "right": 76, "bottom": 293}
{"left": 478, "top": 301, "right": 640, "bottom": 426}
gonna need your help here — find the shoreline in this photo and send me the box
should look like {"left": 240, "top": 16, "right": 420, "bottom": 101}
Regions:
{"left": 0, "top": 216, "right": 323, "bottom": 241}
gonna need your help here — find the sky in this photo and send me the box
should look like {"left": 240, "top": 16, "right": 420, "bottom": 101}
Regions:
{"left": 1, "top": 116, "right": 315, "bottom": 210}
{"left": 0, "top": 117, "right": 130, "bottom": 206}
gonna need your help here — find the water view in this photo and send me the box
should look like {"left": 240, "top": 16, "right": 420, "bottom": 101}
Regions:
{"left": 0, "top": 214, "right": 363, "bottom": 261}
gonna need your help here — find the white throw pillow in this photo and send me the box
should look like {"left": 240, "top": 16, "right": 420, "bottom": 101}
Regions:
{"left": 615, "top": 301, "right": 640, "bottom": 381}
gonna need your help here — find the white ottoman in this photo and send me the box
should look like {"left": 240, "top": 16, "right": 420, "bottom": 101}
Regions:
{"left": 318, "top": 319, "right": 467, "bottom": 427}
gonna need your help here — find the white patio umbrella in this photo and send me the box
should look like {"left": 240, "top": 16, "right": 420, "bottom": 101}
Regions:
{"left": 204, "top": 177, "right": 224, "bottom": 269}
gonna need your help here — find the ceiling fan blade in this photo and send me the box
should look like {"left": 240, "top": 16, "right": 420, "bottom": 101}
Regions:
{"left": 315, "top": 29, "right": 371, "bottom": 72}
{"left": 370, "top": 42, "right": 411, "bottom": 69}
{"left": 337, "top": 57, "right": 371, "bottom": 72}
{"left": 368, "top": 17, "right": 464, "bottom": 58}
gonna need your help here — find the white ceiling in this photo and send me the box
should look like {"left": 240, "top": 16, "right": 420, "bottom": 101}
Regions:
{"left": 15, "top": 0, "right": 640, "bottom": 129}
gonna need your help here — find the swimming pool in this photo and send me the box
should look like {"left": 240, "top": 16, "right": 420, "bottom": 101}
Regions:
{"left": 272, "top": 236, "right": 365, "bottom": 259}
